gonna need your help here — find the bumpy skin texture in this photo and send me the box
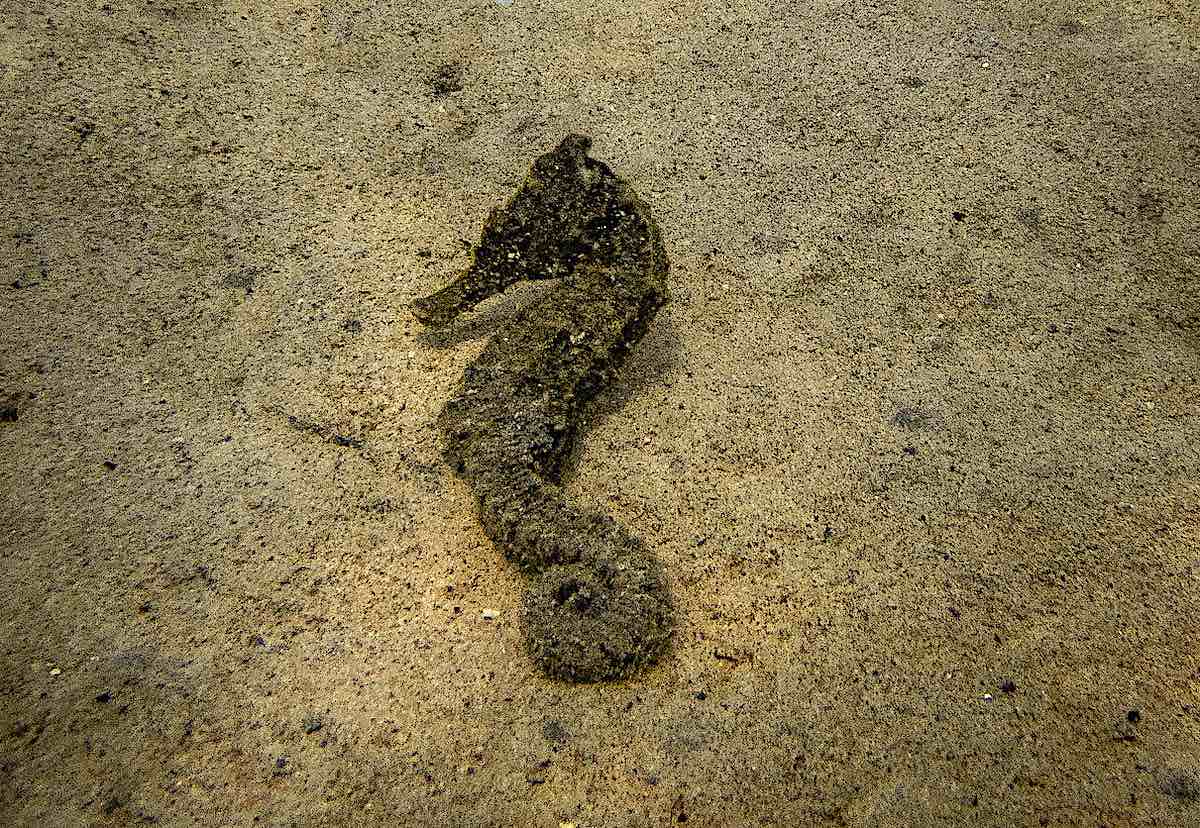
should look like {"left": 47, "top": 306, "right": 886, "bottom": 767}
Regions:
{"left": 412, "top": 135, "right": 673, "bottom": 682}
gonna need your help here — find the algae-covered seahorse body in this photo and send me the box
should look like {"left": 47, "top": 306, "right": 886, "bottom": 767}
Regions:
{"left": 412, "top": 135, "right": 674, "bottom": 682}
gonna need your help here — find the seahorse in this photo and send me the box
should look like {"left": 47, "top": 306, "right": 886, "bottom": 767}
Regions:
{"left": 411, "top": 135, "right": 674, "bottom": 682}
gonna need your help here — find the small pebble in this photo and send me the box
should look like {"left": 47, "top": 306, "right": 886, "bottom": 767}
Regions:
{"left": 482, "top": 609, "right": 498, "bottom": 621}
{"left": 49, "top": 668, "right": 61, "bottom": 677}
{"left": 982, "top": 693, "right": 993, "bottom": 701}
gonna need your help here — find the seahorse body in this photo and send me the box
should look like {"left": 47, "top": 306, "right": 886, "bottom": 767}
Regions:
{"left": 412, "top": 135, "right": 673, "bottom": 682}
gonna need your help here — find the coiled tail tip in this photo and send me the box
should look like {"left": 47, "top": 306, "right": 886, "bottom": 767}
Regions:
{"left": 522, "top": 559, "right": 674, "bottom": 682}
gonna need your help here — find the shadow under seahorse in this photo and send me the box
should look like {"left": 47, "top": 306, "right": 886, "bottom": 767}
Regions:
{"left": 411, "top": 135, "right": 674, "bottom": 682}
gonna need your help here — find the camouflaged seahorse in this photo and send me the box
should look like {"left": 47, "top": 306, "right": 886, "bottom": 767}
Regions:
{"left": 412, "top": 135, "right": 673, "bottom": 682}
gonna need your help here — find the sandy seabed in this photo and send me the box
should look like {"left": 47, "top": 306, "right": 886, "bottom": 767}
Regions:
{"left": 2, "top": 1, "right": 1199, "bottom": 825}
